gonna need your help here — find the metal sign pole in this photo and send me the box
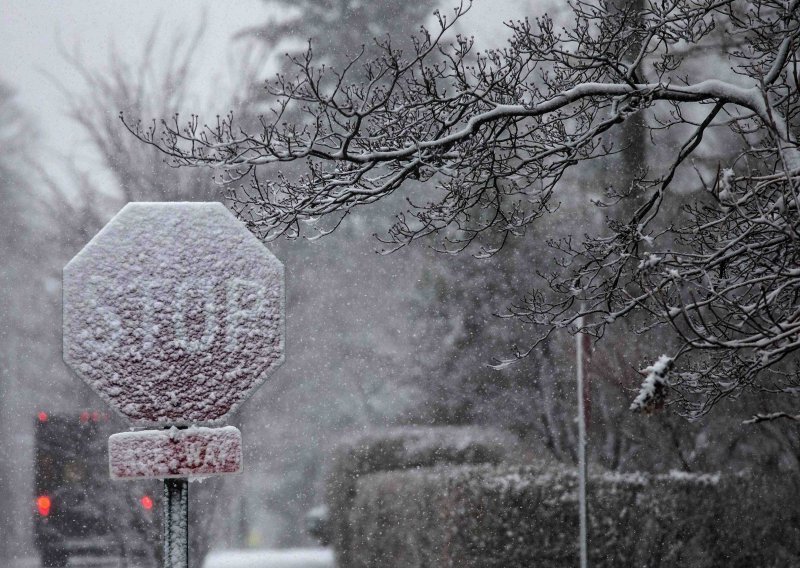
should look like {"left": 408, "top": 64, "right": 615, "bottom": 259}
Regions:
{"left": 164, "top": 478, "right": 189, "bottom": 568}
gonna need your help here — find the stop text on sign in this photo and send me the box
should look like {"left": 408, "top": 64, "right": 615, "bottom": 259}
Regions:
{"left": 80, "top": 275, "right": 277, "bottom": 356}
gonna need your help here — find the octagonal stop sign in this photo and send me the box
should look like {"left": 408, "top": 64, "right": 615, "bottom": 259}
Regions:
{"left": 63, "top": 202, "right": 285, "bottom": 478}
{"left": 64, "top": 203, "right": 285, "bottom": 477}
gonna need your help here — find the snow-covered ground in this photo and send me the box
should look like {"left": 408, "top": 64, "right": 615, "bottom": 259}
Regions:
{"left": 10, "top": 548, "right": 335, "bottom": 568}
{"left": 9, "top": 557, "right": 128, "bottom": 567}
{"left": 202, "top": 548, "right": 335, "bottom": 568}
{"left": 8, "top": 558, "right": 39, "bottom": 568}
{"left": 63, "top": 559, "right": 127, "bottom": 567}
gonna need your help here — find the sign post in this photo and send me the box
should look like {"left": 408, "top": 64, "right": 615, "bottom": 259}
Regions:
{"left": 63, "top": 202, "right": 285, "bottom": 568}
{"left": 164, "top": 478, "right": 189, "bottom": 567}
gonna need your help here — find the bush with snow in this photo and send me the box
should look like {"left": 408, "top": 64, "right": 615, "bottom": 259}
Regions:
{"left": 324, "top": 427, "right": 518, "bottom": 568}
{"left": 348, "top": 463, "right": 800, "bottom": 568}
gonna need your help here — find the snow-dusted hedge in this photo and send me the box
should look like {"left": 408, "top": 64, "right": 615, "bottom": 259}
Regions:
{"left": 349, "top": 463, "right": 800, "bottom": 568}
{"left": 325, "top": 427, "right": 518, "bottom": 568}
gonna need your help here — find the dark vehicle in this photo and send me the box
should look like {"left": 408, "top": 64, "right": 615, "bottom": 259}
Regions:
{"left": 33, "top": 410, "right": 161, "bottom": 567}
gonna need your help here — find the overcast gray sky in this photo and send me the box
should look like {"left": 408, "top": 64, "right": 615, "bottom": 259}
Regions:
{"left": 0, "top": 0, "right": 537, "bottom": 195}
{"left": 1, "top": 1, "right": 266, "bottom": 187}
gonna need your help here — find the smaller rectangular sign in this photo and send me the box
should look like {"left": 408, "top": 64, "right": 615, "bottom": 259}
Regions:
{"left": 109, "top": 426, "right": 242, "bottom": 479}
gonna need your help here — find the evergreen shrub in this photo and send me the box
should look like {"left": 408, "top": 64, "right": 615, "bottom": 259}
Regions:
{"left": 325, "top": 427, "right": 518, "bottom": 567}
{"left": 348, "top": 463, "right": 800, "bottom": 568}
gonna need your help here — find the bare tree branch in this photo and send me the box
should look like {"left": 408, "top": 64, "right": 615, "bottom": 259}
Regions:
{"left": 123, "top": 0, "right": 800, "bottom": 418}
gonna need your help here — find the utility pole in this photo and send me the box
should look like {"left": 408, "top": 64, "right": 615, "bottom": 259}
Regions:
{"left": 576, "top": 312, "right": 588, "bottom": 568}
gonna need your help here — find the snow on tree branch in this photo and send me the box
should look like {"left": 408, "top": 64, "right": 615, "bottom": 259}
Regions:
{"left": 630, "top": 355, "right": 673, "bottom": 414}
{"left": 742, "top": 412, "right": 800, "bottom": 425}
{"left": 123, "top": 0, "right": 800, "bottom": 418}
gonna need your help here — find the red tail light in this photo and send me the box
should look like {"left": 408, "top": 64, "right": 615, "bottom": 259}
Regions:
{"left": 79, "top": 410, "right": 108, "bottom": 423}
{"left": 36, "top": 495, "right": 51, "bottom": 517}
{"left": 140, "top": 495, "right": 153, "bottom": 510}
{"left": 37, "top": 412, "right": 48, "bottom": 422}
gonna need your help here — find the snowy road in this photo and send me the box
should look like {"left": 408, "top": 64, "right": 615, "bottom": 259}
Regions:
{"left": 9, "top": 558, "right": 38, "bottom": 568}
{"left": 202, "top": 548, "right": 335, "bottom": 568}
{"left": 10, "top": 548, "right": 334, "bottom": 568}
{"left": 11, "top": 558, "right": 149, "bottom": 568}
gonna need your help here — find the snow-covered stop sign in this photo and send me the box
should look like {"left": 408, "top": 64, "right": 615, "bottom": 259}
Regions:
{"left": 63, "top": 202, "right": 285, "bottom": 428}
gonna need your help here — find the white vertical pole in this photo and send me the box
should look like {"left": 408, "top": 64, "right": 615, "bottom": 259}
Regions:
{"left": 576, "top": 313, "right": 588, "bottom": 568}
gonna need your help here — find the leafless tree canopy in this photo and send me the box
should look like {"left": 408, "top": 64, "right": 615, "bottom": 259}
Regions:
{"left": 124, "top": 0, "right": 800, "bottom": 418}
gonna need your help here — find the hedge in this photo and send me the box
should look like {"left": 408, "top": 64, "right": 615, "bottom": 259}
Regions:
{"left": 348, "top": 463, "right": 800, "bottom": 568}
{"left": 324, "top": 426, "right": 519, "bottom": 567}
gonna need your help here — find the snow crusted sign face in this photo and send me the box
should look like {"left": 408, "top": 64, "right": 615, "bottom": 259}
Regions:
{"left": 63, "top": 202, "right": 284, "bottom": 427}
